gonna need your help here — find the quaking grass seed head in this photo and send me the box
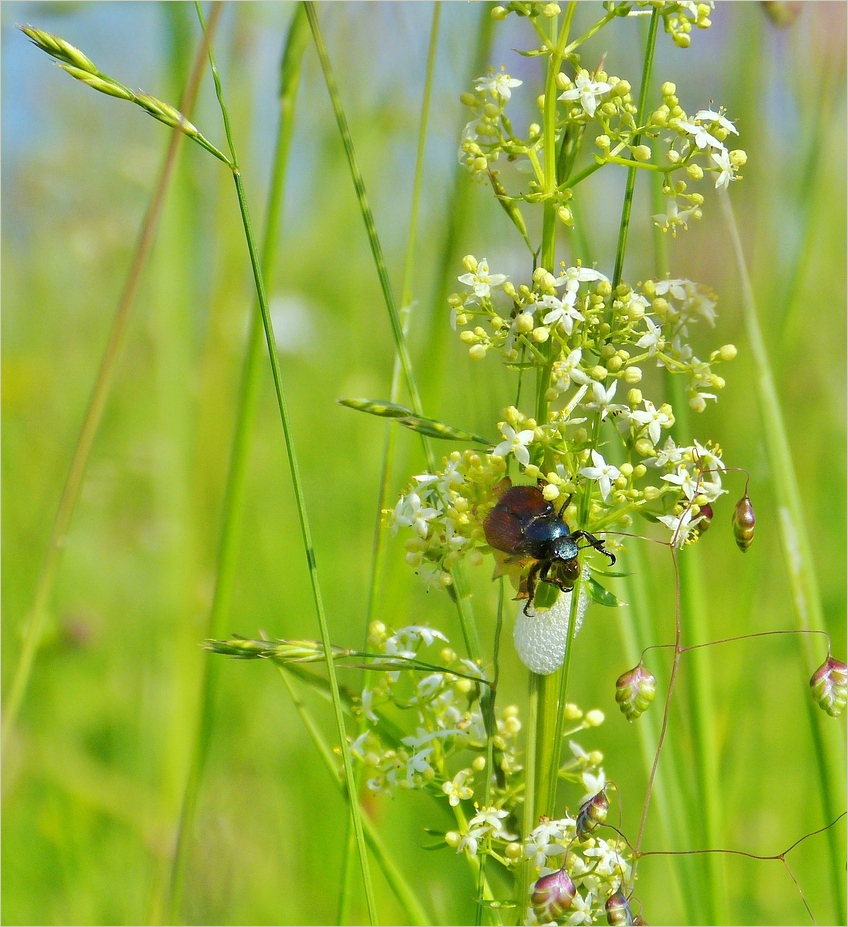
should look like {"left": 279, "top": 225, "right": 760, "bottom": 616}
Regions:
{"left": 605, "top": 889, "right": 634, "bottom": 926}
{"left": 532, "top": 867, "right": 576, "bottom": 920}
{"left": 810, "top": 656, "right": 847, "bottom": 717}
{"left": 576, "top": 788, "right": 609, "bottom": 836}
{"left": 732, "top": 492, "right": 756, "bottom": 551}
{"left": 615, "top": 664, "right": 657, "bottom": 721}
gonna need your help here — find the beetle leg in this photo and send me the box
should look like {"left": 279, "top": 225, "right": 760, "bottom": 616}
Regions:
{"left": 539, "top": 558, "right": 569, "bottom": 592}
{"left": 556, "top": 492, "right": 574, "bottom": 518}
{"left": 572, "top": 530, "right": 616, "bottom": 565}
{"left": 524, "top": 562, "right": 543, "bottom": 615}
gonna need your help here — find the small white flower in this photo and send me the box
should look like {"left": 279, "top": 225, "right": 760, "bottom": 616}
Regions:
{"left": 457, "top": 827, "right": 485, "bottom": 856}
{"left": 540, "top": 293, "right": 583, "bottom": 335}
{"left": 658, "top": 507, "right": 703, "bottom": 547}
{"left": 523, "top": 828, "right": 566, "bottom": 869}
{"left": 653, "top": 278, "right": 690, "bottom": 301}
{"left": 679, "top": 119, "right": 723, "bottom": 151}
{"left": 417, "top": 673, "right": 444, "bottom": 700}
{"left": 457, "top": 258, "right": 508, "bottom": 298}
{"left": 649, "top": 436, "right": 684, "bottom": 468}
{"left": 553, "top": 264, "right": 608, "bottom": 295}
{"left": 579, "top": 768, "right": 606, "bottom": 805}
{"left": 552, "top": 348, "right": 589, "bottom": 391}
{"left": 629, "top": 400, "right": 671, "bottom": 445}
{"left": 475, "top": 71, "right": 522, "bottom": 101}
{"left": 349, "top": 731, "right": 372, "bottom": 761}
{"left": 394, "top": 491, "right": 439, "bottom": 538}
{"left": 695, "top": 108, "right": 738, "bottom": 136}
{"left": 442, "top": 769, "right": 474, "bottom": 806}
{"left": 493, "top": 423, "right": 535, "bottom": 467}
{"left": 468, "top": 805, "right": 512, "bottom": 834}
{"left": 584, "top": 380, "right": 625, "bottom": 420}
{"left": 359, "top": 687, "right": 379, "bottom": 723}
{"left": 565, "top": 890, "right": 595, "bottom": 925}
{"left": 405, "top": 745, "right": 434, "bottom": 783}
{"left": 652, "top": 196, "right": 700, "bottom": 233}
{"left": 662, "top": 464, "right": 699, "bottom": 500}
{"left": 559, "top": 71, "right": 612, "bottom": 117}
{"left": 693, "top": 440, "right": 725, "bottom": 477}
{"left": 711, "top": 147, "right": 734, "bottom": 190}
{"left": 635, "top": 316, "right": 664, "bottom": 354}
{"left": 580, "top": 450, "right": 620, "bottom": 501}
{"left": 396, "top": 625, "right": 449, "bottom": 648}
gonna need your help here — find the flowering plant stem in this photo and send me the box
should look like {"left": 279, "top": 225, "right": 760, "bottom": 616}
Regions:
{"left": 530, "top": 0, "right": 659, "bottom": 851}
{"left": 194, "top": 4, "right": 378, "bottom": 921}
{"left": 720, "top": 190, "right": 847, "bottom": 924}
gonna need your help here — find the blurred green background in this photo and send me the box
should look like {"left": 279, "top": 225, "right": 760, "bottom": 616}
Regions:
{"left": 2, "top": 3, "right": 845, "bottom": 925}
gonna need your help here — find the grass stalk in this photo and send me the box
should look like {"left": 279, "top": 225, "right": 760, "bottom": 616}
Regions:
{"left": 339, "top": 7, "right": 443, "bottom": 924}
{"left": 0, "top": 6, "right": 222, "bottom": 752}
{"left": 195, "top": 5, "right": 378, "bottom": 921}
{"left": 166, "top": 6, "right": 310, "bottom": 920}
{"left": 719, "top": 189, "right": 847, "bottom": 925}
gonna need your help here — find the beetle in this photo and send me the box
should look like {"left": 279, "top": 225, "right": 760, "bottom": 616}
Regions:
{"left": 484, "top": 483, "right": 615, "bottom": 615}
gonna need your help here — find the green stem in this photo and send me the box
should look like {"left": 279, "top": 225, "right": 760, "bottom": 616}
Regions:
{"left": 611, "top": 8, "right": 658, "bottom": 288}
{"left": 342, "top": 10, "right": 443, "bottom": 922}
{"left": 166, "top": 7, "right": 310, "bottom": 920}
{"left": 195, "top": 5, "right": 377, "bottom": 921}
{"left": 1, "top": 6, "right": 221, "bottom": 751}
{"left": 719, "top": 189, "right": 847, "bottom": 925}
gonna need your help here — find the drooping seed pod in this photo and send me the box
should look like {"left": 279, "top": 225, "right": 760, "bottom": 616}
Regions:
{"left": 732, "top": 493, "right": 756, "bottom": 551}
{"left": 810, "top": 656, "right": 847, "bottom": 717}
{"left": 532, "top": 867, "right": 576, "bottom": 920}
{"left": 606, "top": 889, "right": 634, "bottom": 926}
{"left": 576, "top": 789, "right": 609, "bottom": 836}
{"left": 615, "top": 664, "right": 657, "bottom": 721}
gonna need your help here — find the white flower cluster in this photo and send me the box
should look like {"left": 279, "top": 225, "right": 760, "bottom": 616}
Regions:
{"left": 392, "top": 450, "right": 506, "bottom": 587}
{"left": 351, "top": 623, "right": 492, "bottom": 795}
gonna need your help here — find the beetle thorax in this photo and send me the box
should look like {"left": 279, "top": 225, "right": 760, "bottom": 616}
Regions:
{"left": 550, "top": 534, "right": 579, "bottom": 562}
